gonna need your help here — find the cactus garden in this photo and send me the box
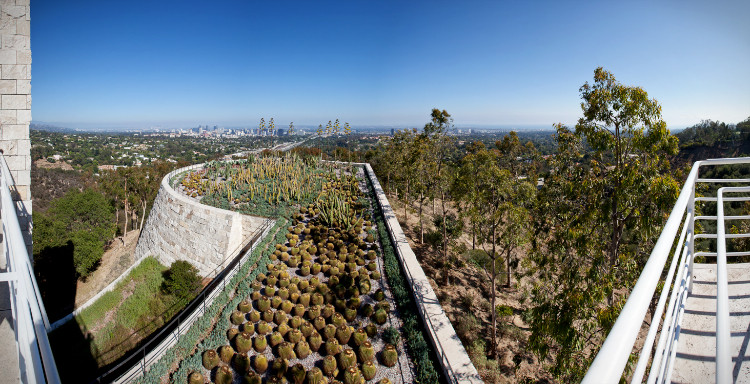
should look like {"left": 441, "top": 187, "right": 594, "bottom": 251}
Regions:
{"left": 158, "top": 155, "right": 433, "bottom": 384}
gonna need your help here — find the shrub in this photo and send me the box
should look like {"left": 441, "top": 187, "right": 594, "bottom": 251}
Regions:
{"left": 382, "top": 326, "right": 400, "bottom": 346}
{"left": 162, "top": 260, "right": 201, "bottom": 299}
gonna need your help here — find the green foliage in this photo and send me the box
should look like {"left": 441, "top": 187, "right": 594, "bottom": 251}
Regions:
{"left": 162, "top": 260, "right": 201, "bottom": 300}
{"left": 526, "top": 67, "right": 680, "bottom": 381}
{"left": 34, "top": 187, "right": 116, "bottom": 278}
{"left": 382, "top": 326, "right": 400, "bottom": 345}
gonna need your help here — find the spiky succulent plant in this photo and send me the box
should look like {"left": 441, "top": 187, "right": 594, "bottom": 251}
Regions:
{"left": 201, "top": 349, "right": 219, "bottom": 370}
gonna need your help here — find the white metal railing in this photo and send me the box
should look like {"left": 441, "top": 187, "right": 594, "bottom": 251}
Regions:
{"left": 583, "top": 157, "right": 750, "bottom": 384}
{"left": 0, "top": 153, "right": 60, "bottom": 383}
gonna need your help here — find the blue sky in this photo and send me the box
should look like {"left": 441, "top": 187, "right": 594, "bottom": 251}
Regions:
{"left": 31, "top": 0, "right": 750, "bottom": 130}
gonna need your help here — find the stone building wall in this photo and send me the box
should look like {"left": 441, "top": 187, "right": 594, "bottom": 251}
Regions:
{"left": 134, "top": 165, "right": 267, "bottom": 276}
{"left": 0, "top": 0, "right": 32, "bottom": 249}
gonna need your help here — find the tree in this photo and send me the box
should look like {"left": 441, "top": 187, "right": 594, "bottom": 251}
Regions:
{"left": 35, "top": 188, "right": 116, "bottom": 278}
{"left": 423, "top": 109, "right": 456, "bottom": 260}
{"left": 162, "top": 260, "right": 201, "bottom": 300}
{"left": 526, "top": 68, "right": 680, "bottom": 380}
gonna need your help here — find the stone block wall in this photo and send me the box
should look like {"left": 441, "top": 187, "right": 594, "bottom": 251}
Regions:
{"left": 134, "top": 165, "right": 267, "bottom": 276}
{"left": 0, "top": 0, "right": 32, "bottom": 249}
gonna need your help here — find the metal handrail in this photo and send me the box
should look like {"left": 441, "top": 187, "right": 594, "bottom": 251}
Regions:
{"left": 583, "top": 157, "right": 750, "bottom": 384}
{"left": 715, "top": 186, "right": 750, "bottom": 383}
{"left": 0, "top": 153, "right": 61, "bottom": 384}
{"left": 93, "top": 218, "right": 274, "bottom": 383}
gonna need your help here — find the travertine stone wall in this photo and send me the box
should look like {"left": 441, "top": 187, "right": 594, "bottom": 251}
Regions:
{"left": 0, "top": 0, "right": 32, "bottom": 249}
{"left": 134, "top": 164, "right": 267, "bottom": 276}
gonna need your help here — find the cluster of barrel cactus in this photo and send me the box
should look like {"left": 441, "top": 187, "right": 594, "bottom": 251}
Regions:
{"left": 194, "top": 162, "right": 402, "bottom": 383}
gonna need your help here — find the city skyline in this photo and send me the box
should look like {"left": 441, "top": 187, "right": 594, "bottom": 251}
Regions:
{"left": 31, "top": 0, "right": 750, "bottom": 130}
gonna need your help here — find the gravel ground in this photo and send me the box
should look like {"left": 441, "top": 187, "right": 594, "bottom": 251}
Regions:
{"left": 191, "top": 166, "right": 416, "bottom": 383}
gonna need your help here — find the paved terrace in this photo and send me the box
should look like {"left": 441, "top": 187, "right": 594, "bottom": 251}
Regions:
{"left": 0, "top": 227, "right": 21, "bottom": 383}
{"left": 672, "top": 263, "right": 750, "bottom": 383}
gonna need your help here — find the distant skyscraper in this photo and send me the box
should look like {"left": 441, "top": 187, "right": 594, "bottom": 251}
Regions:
{"left": 390, "top": 128, "right": 395, "bottom": 135}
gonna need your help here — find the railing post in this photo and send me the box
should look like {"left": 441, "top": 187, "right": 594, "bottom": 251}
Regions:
{"left": 687, "top": 183, "right": 696, "bottom": 294}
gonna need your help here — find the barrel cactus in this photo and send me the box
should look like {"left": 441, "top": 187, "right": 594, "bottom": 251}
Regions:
{"left": 231, "top": 310, "right": 246, "bottom": 325}
{"left": 272, "top": 296, "right": 283, "bottom": 309}
{"left": 324, "top": 339, "right": 342, "bottom": 356}
{"left": 275, "top": 310, "right": 289, "bottom": 326}
{"left": 188, "top": 371, "right": 204, "bottom": 384}
{"left": 263, "top": 309, "right": 275, "bottom": 323}
{"left": 358, "top": 341, "right": 374, "bottom": 362}
{"left": 201, "top": 349, "right": 219, "bottom": 370}
{"left": 295, "top": 340, "right": 312, "bottom": 359}
{"left": 337, "top": 348, "right": 357, "bottom": 371}
{"left": 381, "top": 344, "right": 398, "bottom": 367}
{"left": 361, "top": 361, "right": 377, "bottom": 381}
{"left": 306, "top": 367, "right": 325, "bottom": 384}
{"left": 243, "top": 372, "right": 262, "bottom": 384}
{"left": 351, "top": 328, "right": 368, "bottom": 347}
{"left": 257, "top": 321, "right": 272, "bottom": 335}
{"left": 253, "top": 354, "right": 269, "bottom": 373}
{"left": 215, "top": 365, "right": 233, "bottom": 384}
{"left": 281, "top": 300, "right": 294, "bottom": 314}
{"left": 322, "top": 304, "right": 335, "bottom": 318}
{"left": 308, "top": 331, "right": 323, "bottom": 352}
{"left": 342, "top": 367, "right": 361, "bottom": 384}
{"left": 323, "top": 324, "right": 337, "bottom": 341}
{"left": 235, "top": 331, "right": 254, "bottom": 353}
{"left": 277, "top": 323, "right": 291, "bottom": 337}
{"left": 269, "top": 331, "right": 285, "bottom": 347}
{"left": 313, "top": 316, "right": 326, "bottom": 331}
{"left": 336, "top": 325, "right": 353, "bottom": 345}
{"left": 372, "top": 308, "right": 387, "bottom": 325}
{"left": 364, "top": 323, "right": 378, "bottom": 338}
{"left": 287, "top": 328, "right": 303, "bottom": 344}
{"left": 253, "top": 335, "right": 268, "bottom": 352}
{"left": 278, "top": 341, "right": 297, "bottom": 360}
{"left": 290, "top": 315, "right": 303, "bottom": 329}
{"left": 258, "top": 297, "right": 271, "bottom": 312}
{"left": 239, "top": 298, "right": 253, "bottom": 313}
{"left": 233, "top": 352, "right": 251, "bottom": 373}
{"left": 307, "top": 305, "right": 321, "bottom": 320}
{"left": 249, "top": 310, "right": 261, "bottom": 322}
{"left": 322, "top": 355, "right": 338, "bottom": 377}
{"left": 272, "top": 358, "right": 289, "bottom": 378}
{"left": 300, "top": 293, "right": 311, "bottom": 307}
{"left": 219, "top": 345, "right": 235, "bottom": 363}
{"left": 289, "top": 363, "right": 307, "bottom": 384}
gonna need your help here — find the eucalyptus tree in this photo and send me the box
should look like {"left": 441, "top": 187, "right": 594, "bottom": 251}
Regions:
{"left": 526, "top": 68, "right": 680, "bottom": 380}
{"left": 423, "top": 109, "right": 456, "bottom": 259}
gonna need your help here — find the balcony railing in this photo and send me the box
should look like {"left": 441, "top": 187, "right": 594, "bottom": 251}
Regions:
{"left": 583, "top": 157, "right": 750, "bottom": 384}
{"left": 0, "top": 153, "right": 60, "bottom": 383}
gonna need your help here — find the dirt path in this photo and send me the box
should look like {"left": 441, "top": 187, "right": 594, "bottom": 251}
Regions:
{"left": 74, "top": 230, "right": 141, "bottom": 308}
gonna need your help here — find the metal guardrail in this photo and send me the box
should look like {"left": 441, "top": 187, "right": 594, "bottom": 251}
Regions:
{"left": 583, "top": 157, "right": 750, "bottom": 384}
{"left": 92, "top": 217, "right": 274, "bottom": 383}
{"left": 0, "top": 153, "right": 61, "bottom": 383}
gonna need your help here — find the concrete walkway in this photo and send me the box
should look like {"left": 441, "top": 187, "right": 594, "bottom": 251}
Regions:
{"left": 672, "top": 263, "right": 750, "bottom": 383}
{"left": 0, "top": 229, "right": 21, "bottom": 384}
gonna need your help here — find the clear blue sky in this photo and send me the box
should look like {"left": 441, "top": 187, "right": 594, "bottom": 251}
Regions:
{"left": 31, "top": 0, "right": 750, "bottom": 130}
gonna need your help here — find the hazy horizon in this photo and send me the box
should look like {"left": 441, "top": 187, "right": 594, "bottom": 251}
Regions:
{"left": 31, "top": 1, "right": 749, "bottom": 129}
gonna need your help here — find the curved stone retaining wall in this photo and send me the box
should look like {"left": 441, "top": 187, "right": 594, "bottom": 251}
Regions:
{"left": 134, "top": 163, "right": 267, "bottom": 277}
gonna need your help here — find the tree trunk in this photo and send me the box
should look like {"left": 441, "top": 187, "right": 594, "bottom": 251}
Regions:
{"left": 491, "top": 231, "right": 498, "bottom": 359}
{"left": 140, "top": 200, "right": 146, "bottom": 230}
{"left": 123, "top": 201, "right": 129, "bottom": 240}
{"left": 419, "top": 196, "right": 424, "bottom": 244}
{"left": 506, "top": 248, "right": 512, "bottom": 287}
{"left": 441, "top": 191, "right": 448, "bottom": 259}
